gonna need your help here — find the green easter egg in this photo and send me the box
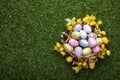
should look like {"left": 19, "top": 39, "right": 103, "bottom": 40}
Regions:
{"left": 64, "top": 43, "right": 73, "bottom": 53}
{"left": 82, "top": 47, "right": 92, "bottom": 56}
{"left": 71, "top": 31, "right": 80, "bottom": 39}
{"left": 96, "top": 38, "right": 103, "bottom": 45}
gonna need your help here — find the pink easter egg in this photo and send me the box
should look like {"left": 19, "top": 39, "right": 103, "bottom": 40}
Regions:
{"left": 88, "top": 37, "right": 97, "bottom": 47}
{"left": 92, "top": 46, "right": 100, "bottom": 53}
{"left": 68, "top": 39, "right": 79, "bottom": 47}
{"left": 88, "top": 37, "right": 95, "bottom": 42}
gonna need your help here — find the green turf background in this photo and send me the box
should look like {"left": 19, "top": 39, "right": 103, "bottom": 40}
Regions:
{"left": 0, "top": 0, "right": 120, "bottom": 80}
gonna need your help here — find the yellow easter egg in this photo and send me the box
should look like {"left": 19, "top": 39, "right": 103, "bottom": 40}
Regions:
{"left": 102, "top": 37, "right": 109, "bottom": 44}
{"left": 96, "top": 38, "right": 103, "bottom": 45}
{"left": 66, "top": 56, "right": 73, "bottom": 63}
{"left": 82, "top": 47, "right": 92, "bottom": 56}
{"left": 71, "top": 31, "right": 80, "bottom": 39}
{"left": 64, "top": 44, "right": 73, "bottom": 53}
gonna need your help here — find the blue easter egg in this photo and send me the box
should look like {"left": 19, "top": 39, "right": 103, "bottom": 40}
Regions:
{"left": 79, "top": 39, "right": 89, "bottom": 47}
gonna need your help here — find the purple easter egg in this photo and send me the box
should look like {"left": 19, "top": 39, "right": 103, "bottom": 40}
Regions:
{"left": 83, "top": 24, "right": 92, "bottom": 33}
{"left": 74, "top": 24, "right": 82, "bottom": 31}
{"left": 88, "top": 33, "right": 97, "bottom": 39}
{"left": 68, "top": 38, "right": 79, "bottom": 47}
{"left": 88, "top": 37, "right": 97, "bottom": 47}
{"left": 74, "top": 47, "right": 82, "bottom": 59}
{"left": 92, "top": 46, "right": 100, "bottom": 53}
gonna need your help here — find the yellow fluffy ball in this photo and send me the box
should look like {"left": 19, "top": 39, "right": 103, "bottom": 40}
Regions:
{"left": 102, "top": 37, "right": 109, "bottom": 44}
{"left": 66, "top": 56, "right": 73, "bottom": 63}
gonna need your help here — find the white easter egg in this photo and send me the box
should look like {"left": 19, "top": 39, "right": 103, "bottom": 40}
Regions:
{"left": 83, "top": 24, "right": 92, "bottom": 33}
{"left": 80, "top": 30, "right": 87, "bottom": 39}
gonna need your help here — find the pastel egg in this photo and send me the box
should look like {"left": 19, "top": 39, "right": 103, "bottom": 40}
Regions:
{"left": 74, "top": 47, "right": 82, "bottom": 59}
{"left": 82, "top": 47, "right": 92, "bottom": 56}
{"left": 80, "top": 30, "right": 87, "bottom": 39}
{"left": 63, "top": 43, "right": 73, "bottom": 53}
{"left": 88, "top": 37, "right": 97, "bottom": 47}
{"left": 68, "top": 39, "right": 79, "bottom": 47}
{"left": 92, "top": 46, "right": 100, "bottom": 53}
{"left": 88, "top": 33, "right": 97, "bottom": 39}
{"left": 83, "top": 24, "right": 92, "bottom": 33}
{"left": 71, "top": 31, "right": 80, "bottom": 39}
{"left": 74, "top": 24, "right": 82, "bottom": 31}
{"left": 79, "top": 39, "right": 89, "bottom": 47}
{"left": 96, "top": 38, "right": 103, "bottom": 45}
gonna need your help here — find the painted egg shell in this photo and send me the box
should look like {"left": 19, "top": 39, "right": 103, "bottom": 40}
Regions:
{"left": 74, "top": 24, "right": 82, "bottom": 31}
{"left": 74, "top": 47, "right": 82, "bottom": 59}
{"left": 96, "top": 38, "right": 103, "bottom": 45}
{"left": 88, "top": 37, "right": 97, "bottom": 47}
{"left": 80, "top": 30, "right": 87, "bottom": 39}
{"left": 79, "top": 39, "right": 89, "bottom": 47}
{"left": 83, "top": 24, "right": 92, "bottom": 33}
{"left": 64, "top": 43, "right": 73, "bottom": 53}
{"left": 71, "top": 31, "right": 80, "bottom": 39}
{"left": 68, "top": 39, "right": 79, "bottom": 47}
{"left": 92, "top": 46, "right": 100, "bottom": 53}
{"left": 88, "top": 33, "right": 97, "bottom": 39}
{"left": 82, "top": 47, "right": 92, "bottom": 56}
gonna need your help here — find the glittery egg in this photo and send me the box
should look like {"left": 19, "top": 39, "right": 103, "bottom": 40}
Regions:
{"left": 74, "top": 24, "right": 82, "bottom": 31}
{"left": 88, "top": 32, "right": 97, "bottom": 39}
{"left": 92, "top": 46, "right": 100, "bottom": 53}
{"left": 88, "top": 37, "right": 97, "bottom": 47}
{"left": 64, "top": 43, "right": 73, "bottom": 53}
{"left": 83, "top": 24, "right": 92, "bottom": 33}
{"left": 79, "top": 39, "right": 89, "bottom": 47}
{"left": 80, "top": 30, "right": 87, "bottom": 39}
{"left": 82, "top": 47, "right": 92, "bottom": 56}
{"left": 71, "top": 31, "right": 80, "bottom": 39}
{"left": 74, "top": 47, "right": 82, "bottom": 59}
{"left": 96, "top": 38, "right": 103, "bottom": 45}
{"left": 68, "top": 39, "right": 79, "bottom": 47}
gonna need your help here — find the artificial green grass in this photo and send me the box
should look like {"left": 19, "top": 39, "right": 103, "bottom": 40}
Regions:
{"left": 0, "top": 0, "right": 120, "bottom": 80}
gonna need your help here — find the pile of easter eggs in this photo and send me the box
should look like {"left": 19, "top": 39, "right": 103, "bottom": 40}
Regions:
{"left": 54, "top": 15, "right": 111, "bottom": 73}
{"left": 64, "top": 24, "right": 102, "bottom": 57}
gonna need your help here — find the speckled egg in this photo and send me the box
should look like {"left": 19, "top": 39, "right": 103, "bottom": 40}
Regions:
{"left": 74, "top": 47, "right": 82, "bottom": 59}
{"left": 74, "top": 24, "right": 82, "bottom": 31}
{"left": 79, "top": 39, "right": 89, "bottom": 47}
{"left": 68, "top": 39, "right": 79, "bottom": 47}
{"left": 92, "top": 46, "right": 100, "bottom": 53}
{"left": 71, "top": 31, "right": 80, "bottom": 39}
{"left": 88, "top": 37, "right": 97, "bottom": 47}
{"left": 82, "top": 47, "right": 92, "bottom": 56}
{"left": 64, "top": 43, "right": 73, "bottom": 53}
{"left": 83, "top": 24, "right": 92, "bottom": 33}
{"left": 88, "top": 33, "right": 97, "bottom": 39}
{"left": 96, "top": 38, "right": 103, "bottom": 45}
{"left": 80, "top": 30, "right": 87, "bottom": 39}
